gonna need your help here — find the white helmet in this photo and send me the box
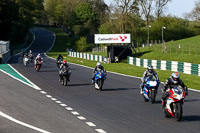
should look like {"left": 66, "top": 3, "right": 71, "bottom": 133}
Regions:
{"left": 96, "top": 62, "right": 101, "bottom": 67}
{"left": 171, "top": 72, "right": 180, "bottom": 84}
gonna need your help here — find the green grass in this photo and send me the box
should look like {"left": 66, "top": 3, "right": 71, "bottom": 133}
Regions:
{"left": 135, "top": 35, "right": 200, "bottom": 64}
{"left": 45, "top": 27, "right": 200, "bottom": 90}
{"left": 44, "top": 27, "right": 79, "bottom": 52}
{"left": 86, "top": 52, "right": 107, "bottom": 57}
{"left": 47, "top": 53, "right": 200, "bottom": 90}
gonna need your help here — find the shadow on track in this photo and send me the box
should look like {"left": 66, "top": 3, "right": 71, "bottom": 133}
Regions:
{"left": 185, "top": 99, "right": 200, "bottom": 103}
{"left": 102, "top": 88, "right": 137, "bottom": 91}
{"left": 68, "top": 83, "right": 91, "bottom": 87}
{"left": 38, "top": 70, "right": 58, "bottom": 72}
{"left": 183, "top": 115, "right": 200, "bottom": 122}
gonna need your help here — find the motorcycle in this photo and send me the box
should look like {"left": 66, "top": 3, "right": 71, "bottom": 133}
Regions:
{"left": 162, "top": 86, "right": 185, "bottom": 121}
{"left": 57, "top": 59, "right": 63, "bottom": 68}
{"left": 94, "top": 70, "right": 106, "bottom": 91}
{"left": 23, "top": 56, "right": 29, "bottom": 67}
{"left": 29, "top": 53, "right": 34, "bottom": 62}
{"left": 35, "top": 59, "right": 43, "bottom": 72}
{"left": 143, "top": 76, "right": 159, "bottom": 103}
{"left": 59, "top": 69, "right": 70, "bottom": 86}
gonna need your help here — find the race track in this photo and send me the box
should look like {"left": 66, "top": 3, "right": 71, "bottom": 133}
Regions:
{"left": 4, "top": 28, "right": 200, "bottom": 133}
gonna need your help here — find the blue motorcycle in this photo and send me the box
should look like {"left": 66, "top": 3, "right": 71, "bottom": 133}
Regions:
{"left": 143, "top": 76, "right": 159, "bottom": 103}
{"left": 94, "top": 70, "right": 106, "bottom": 91}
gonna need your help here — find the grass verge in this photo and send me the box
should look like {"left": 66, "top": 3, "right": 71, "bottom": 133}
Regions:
{"left": 45, "top": 27, "right": 200, "bottom": 90}
{"left": 134, "top": 35, "right": 200, "bottom": 64}
{"left": 47, "top": 53, "right": 200, "bottom": 90}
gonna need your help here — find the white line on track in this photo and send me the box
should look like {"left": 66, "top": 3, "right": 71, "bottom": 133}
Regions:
{"left": 0, "top": 69, "right": 41, "bottom": 91}
{"left": 60, "top": 104, "right": 67, "bottom": 107}
{"left": 51, "top": 98, "right": 57, "bottom": 101}
{"left": 46, "top": 95, "right": 52, "bottom": 98}
{"left": 9, "top": 64, "right": 41, "bottom": 90}
{"left": 85, "top": 122, "right": 96, "bottom": 127}
{"left": 95, "top": 129, "right": 107, "bottom": 133}
{"left": 66, "top": 107, "right": 73, "bottom": 111}
{"left": 77, "top": 116, "right": 86, "bottom": 120}
{"left": 40, "top": 91, "right": 47, "bottom": 94}
{"left": 71, "top": 111, "right": 79, "bottom": 115}
{"left": 0, "top": 111, "right": 51, "bottom": 133}
{"left": 55, "top": 101, "right": 62, "bottom": 104}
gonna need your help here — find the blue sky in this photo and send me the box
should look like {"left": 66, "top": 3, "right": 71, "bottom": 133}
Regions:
{"left": 104, "top": 0, "right": 196, "bottom": 18}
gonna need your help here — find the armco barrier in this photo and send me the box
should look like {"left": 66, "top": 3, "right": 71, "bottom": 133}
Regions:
{"left": 128, "top": 56, "right": 200, "bottom": 76}
{"left": 68, "top": 51, "right": 106, "bottom": 63}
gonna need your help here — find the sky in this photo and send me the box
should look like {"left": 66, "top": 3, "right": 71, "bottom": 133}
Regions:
{"left": 104, "top": 0, "right": 196, "bottom": 18}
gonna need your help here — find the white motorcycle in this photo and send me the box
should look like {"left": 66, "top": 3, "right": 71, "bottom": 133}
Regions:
{"left": 23, "top": 56, "right": 29, "bottom": 67}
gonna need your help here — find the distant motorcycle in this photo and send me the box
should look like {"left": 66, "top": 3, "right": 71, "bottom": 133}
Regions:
{"left": 23, "top": 56, "right": 29, "bottom": 67}
{"left": 57, "top": 59, "right": 63, "bottom": 68}
{"left": 35, "top": 59, "right": 43, "bottom": 72}
{"left": 29, "top": 53, "right": 34, "bottom": 62}
{"left": 94, "top": 70, "right": 106, "bottom": 91}
{"left": 162, "top": 86, "right": 185, "bottom": 121}
{"left": 142, "top": 76, "right": 159, "bottom": 103}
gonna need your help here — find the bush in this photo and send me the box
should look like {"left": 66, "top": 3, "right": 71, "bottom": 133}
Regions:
{"left": 76, "top": 37, "right": 93, "bottom": 52}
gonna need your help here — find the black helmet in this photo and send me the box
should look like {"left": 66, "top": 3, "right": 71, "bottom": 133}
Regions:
{"left": 147, "top": 66, "right": 153, "bottom": 73}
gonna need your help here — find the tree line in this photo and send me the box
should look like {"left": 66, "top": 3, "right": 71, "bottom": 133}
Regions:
{"left": 1, "top": 0, "right": 200, "bottom": 51}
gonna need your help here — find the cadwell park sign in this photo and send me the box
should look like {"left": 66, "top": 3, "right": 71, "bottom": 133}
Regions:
{"left": 94, "top": 34, "right": 131, "bottom": 44}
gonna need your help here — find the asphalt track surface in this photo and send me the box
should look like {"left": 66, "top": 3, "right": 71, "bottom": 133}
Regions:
{"left": 5, "top": 28, "right": 200, "bottom": 133}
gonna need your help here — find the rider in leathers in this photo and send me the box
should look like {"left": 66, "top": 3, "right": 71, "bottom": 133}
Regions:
{"left": 161, "top": 72, "right": 188, "bottom": 108}
{"left": 140, "top": 66, "right": 160, "bottom": 94}
{"left": 92, "top": 62, "right": 106, "bottom": 83}
{"left": 59, "top": 60, "right": 71, "bottom": 81}
{"left": 56, "top": 54, "right": 63, "bottom": 68}
{"left": 34, "top": 54, "right": 42, "bottom": 67}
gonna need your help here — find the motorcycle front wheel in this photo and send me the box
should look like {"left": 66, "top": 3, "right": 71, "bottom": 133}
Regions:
{"left": 174, "top": 102, "right": 182, "bottom": 121}
{"left": 151, "top": 89, "right": 156, "bottom": 104}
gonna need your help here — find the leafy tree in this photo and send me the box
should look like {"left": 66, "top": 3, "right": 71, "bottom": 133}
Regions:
{"left": 76, "top": 37, "right": 92, "bottom": 51}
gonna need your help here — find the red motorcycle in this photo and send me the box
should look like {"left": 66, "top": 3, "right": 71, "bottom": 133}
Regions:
{"left": 35, "top": 59, "right": 43, "bottom": 72}
{"left": 162, "top": 86, "right": 186, "bottom": 121}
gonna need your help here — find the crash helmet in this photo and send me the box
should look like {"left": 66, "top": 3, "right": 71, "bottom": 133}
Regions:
{"left": 147, "top": 65, "right": 153, "bottom": 73}
{"left": 63, "top": 60, "right": 67, "bottom": 65}
{"left": 96, "top": 62, "right": 101, "bottom": 68}
{"left": 171, "top": 72, "right": 180, "bottom": 84}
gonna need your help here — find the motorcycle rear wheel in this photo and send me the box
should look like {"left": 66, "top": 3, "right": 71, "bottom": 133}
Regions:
{"left": 63, "top": 76, "right": 68, "bottom": 86}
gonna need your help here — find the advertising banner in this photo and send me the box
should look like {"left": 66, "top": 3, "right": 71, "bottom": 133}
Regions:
{"left": 94, "top": 34, "right": 131, "bottom": 44}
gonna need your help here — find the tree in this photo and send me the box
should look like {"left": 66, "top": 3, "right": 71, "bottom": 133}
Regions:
{"left": 155, "top": 0, "right": 171, "bottom": 18}
{"left": 138, "top": 0, "right": 154, "bottom": 26}
{"left": 185, "top": 0, "right": 200, "bottom": 21}
{"left": 112, "top": 0, "right": 140, "bottom": 33}
{"left": 0, "top": 0, "right": 19, "bottom": 40}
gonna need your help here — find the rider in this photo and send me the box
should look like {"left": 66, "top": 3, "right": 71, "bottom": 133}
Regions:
{"left": 34, "top": 53, "right": 42, "bottom": 66}
{"left": 92, "top": 62, "right": 106, "bottom": 83}
{"left": 161, "top": 72, "right": 188, "bottom": 108}
{"left": 140, "top": 66, "right": 160, "bottom": 94}
{"left": 56, "top": 54, "right": 63, "bottom": 67}
{"left": 28, "top": 50, "right": 33, "bottom": 55}
{"left": 28, "top": 50, "right": 34, "bottom": 61}
{"left": 59, "top": 60, "right": 71, "bottom": 81}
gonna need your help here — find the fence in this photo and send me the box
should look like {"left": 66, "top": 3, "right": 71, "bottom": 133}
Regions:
{"left": 68, "top": 51, "right": 107, "bottom": 63}
{"left": 92, "top": 46, "right": 107, "bottom": 53}
{"left": 128, "top": 56, "right": 200, "bottom": 76}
